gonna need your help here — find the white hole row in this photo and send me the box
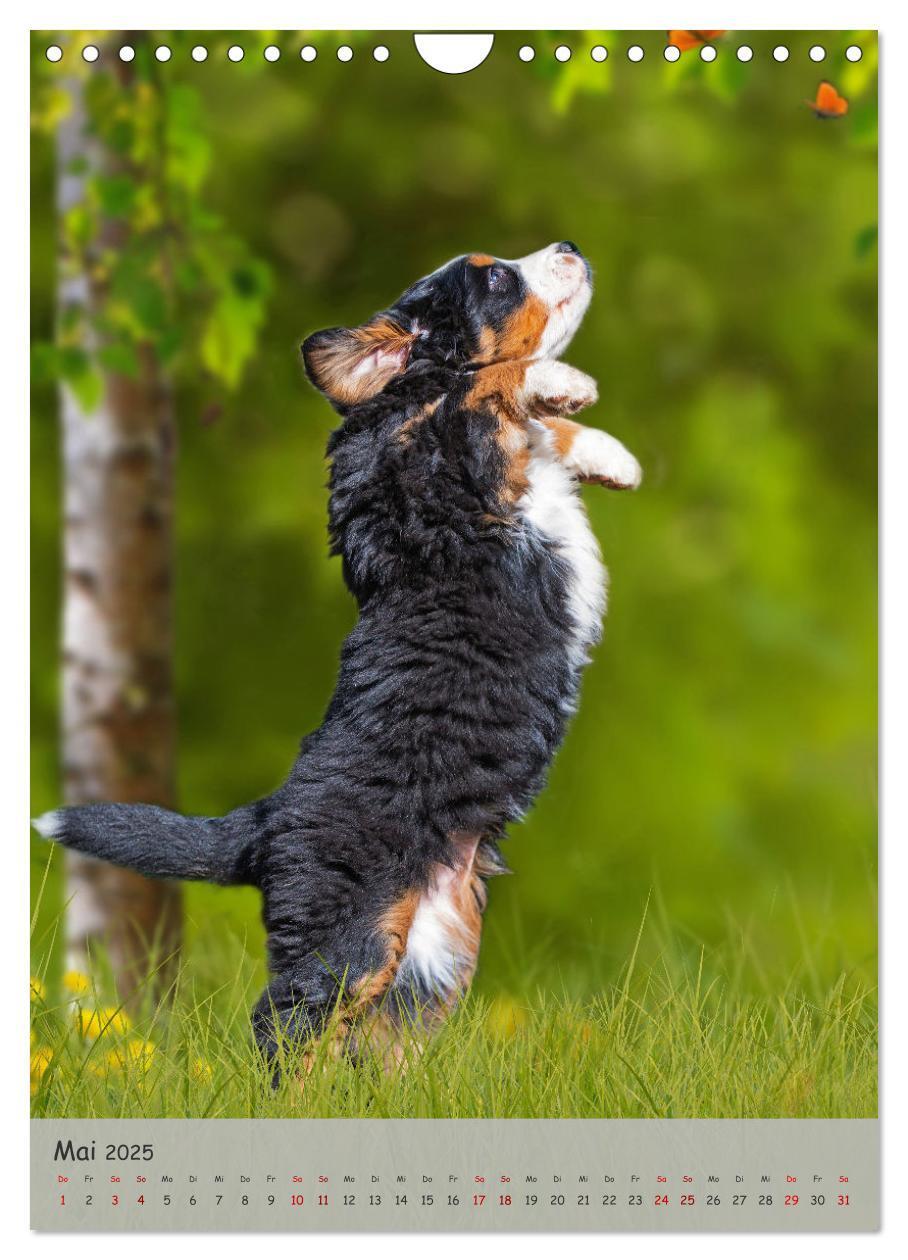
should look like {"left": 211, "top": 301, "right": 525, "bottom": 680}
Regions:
{"left": 44, "top": 44, "right": 390, "bottom": 63}
{"left": 46, "top": 41, "right": 864, "bottom": 67}
{"left": 523, "top": 43, "right": 863, "bottom": 64}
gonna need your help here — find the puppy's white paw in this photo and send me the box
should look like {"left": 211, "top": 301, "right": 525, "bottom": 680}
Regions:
{"left": 523, "top": 361, "right": 598, "bottom": 415}
{"left": 569, "top": 428, "right": 642, "bottom": 490}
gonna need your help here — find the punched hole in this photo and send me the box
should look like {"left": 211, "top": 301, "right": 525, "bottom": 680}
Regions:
{"left": 155, "top": 46, "right": 172, "bottom": 62}
{"left": 191, "top": 45, "right": 208, "bottom": 62}
{"left": 700, "top": 46, "right": 717, "bottom": 62}
{"left": 846, "top": 45, "right": 863, "bottom": 62}
{"left": 628, "top": 45, "right": 645, "bottom": 62}
{"left": 228, "top": 45, "right": 244, "bottom": 62}
{"left": 264, "top": 45, "right": 280, "bottom": 62}
{"left": 373, "top": 45, "right": 390, "bottom": 62}
{"left": 809, "top": 45, "right": 826, "bottom": 62}
{"left": 554, "top": 45, "right": 571, "bottom": 62}
{"left": 300, "top": 45, "right": 317, "bottom": 62}
{"left": 518, "top": 45, "right": 535, "bottom": 62}
{"left": 737, "top": 45, "right": 753, "bottom": 62}
{"left": 591, "top": 45, "right": 607, "bottom": 63}
{"left": 414, "top": 33, "right": 494, "bottom": 74}
{"left": 664, "top": 45, "right": 681, "bottom": 62}
{"left": 45, "top": 45, "right": 63, "bottom": 63}
{"left": 772, "top": 45, "right": 789, "bottom": 62}
{"left": 82, "top": 45, "right": 99, "bottom": 63}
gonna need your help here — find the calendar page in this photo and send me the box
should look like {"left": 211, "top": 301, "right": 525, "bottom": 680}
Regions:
{"left": 29, "top": 28, "right": 879, "bottom": 1234}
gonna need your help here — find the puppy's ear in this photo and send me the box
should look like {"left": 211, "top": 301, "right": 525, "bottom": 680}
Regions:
{"left": 302, "top": 316, "right": 416, "bottom": 408}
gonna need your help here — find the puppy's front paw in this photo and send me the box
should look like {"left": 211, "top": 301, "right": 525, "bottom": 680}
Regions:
{"left": 570, "top": 428, "right": 642, "bottom": 490}
{"left": 523, "top": 360, "right": 598, "bottom": 416}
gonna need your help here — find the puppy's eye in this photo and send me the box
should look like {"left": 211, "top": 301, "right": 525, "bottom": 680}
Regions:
{"left": 487, "top": 264, "right": 508, "bottom": 290}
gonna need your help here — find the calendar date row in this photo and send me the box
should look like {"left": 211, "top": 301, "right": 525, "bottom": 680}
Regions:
{"left": 57, "top": 1190, "right": 854, "bottom": 1209}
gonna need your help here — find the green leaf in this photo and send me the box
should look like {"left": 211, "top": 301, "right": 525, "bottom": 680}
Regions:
{"left": 133, "top": 279, "right": 169, "bottom": 333}
{"left": 855, "top": 224, "right": 878, "bottom": 259}
{"left": 156, "top": 324, "right": 186, "bottom": 367}
{"left": 714, "top": 46, "right": 749, "bottom": 99}
{"left": 106, "top": 119, "right": 135, "bottom": 156}
{"left": 57, "top": 346, "right": 90, "bottom": 378}
{"left": 201, "top": 289, "right": 267, "bottom": 390}
{"left": 97, "top": 342, "right": 141, "bottom": 377}
{"left": 93, "top": 175, "right": 137, "bottom": 219}
{"left": 58, "top": 347, "right": 103, "bottom": 413}
{"left": 230, "top": 264, "right": 267, "bottom": 299}
{"left": 68, "top": 369, "right": 104, "bottom": 414}
{"left": 164, "top": 85, "right": 211, "bottom": 195}
{"left": 63, "top": 204, "right": 94, "bottom": 252}
{"left": 111, "top": 259, "right": 170, "bottom": 335}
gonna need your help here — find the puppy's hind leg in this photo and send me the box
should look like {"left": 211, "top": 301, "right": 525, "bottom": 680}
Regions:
{"left": 252, "top": 889, "right": 421, "bottom": 1086}
{"left": 252, "top": 965, "right": 347, "bottom": 1087}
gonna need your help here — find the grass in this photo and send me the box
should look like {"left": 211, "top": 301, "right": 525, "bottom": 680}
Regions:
{"left": 29, "top": 881, "right": 877, "bottom": 1120}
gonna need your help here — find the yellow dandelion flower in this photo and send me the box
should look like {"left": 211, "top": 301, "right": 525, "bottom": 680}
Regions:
{"left": 30, "top": 975, "right": 46, "bottom": 1003}
{"left": 190, "top": 1057, "right": 213, "bottom": 1083}
{"left": 105, "top": 1038, "right": 156, "bottom": 1074}
{"left": 76, "top": 1007, "right": 131, "bottom": 1039}
{"left": 30, "top": 1046, "right": 53, "bottom": 1088}
{"left": 486, "top": 996, "right": 528, "bottom": 1040}
{"left": 62, "top": 970, "right": 91, "bottom": 997}
{"left": 125, "top": 1038, "right": 156, "bottom": 1072}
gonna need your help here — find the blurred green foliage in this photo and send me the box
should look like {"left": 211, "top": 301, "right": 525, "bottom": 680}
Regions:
{"left": 31, "top": 37, "right": 270, "bottom": 408}
{"left": 31, "top": 31, "right": 877, "bottom": 1003}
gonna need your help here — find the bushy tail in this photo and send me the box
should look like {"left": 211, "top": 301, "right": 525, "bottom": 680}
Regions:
{"left": 32, "top": 801, "right": 264, "bottom": 887}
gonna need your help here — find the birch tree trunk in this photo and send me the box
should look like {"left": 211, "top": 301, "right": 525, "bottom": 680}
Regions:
{"left": 57, "top": 67, "right": 182, "bottom": 1001}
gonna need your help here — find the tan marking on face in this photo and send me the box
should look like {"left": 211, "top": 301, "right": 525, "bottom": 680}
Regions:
{"left": 468, "top": 253, "right": 496, "bottom": 267}
{"left": 495, "top": 293, "right": 549, "bottom": 360}
{"left": 477, "top": 325, "right": 497, "bottom": 361}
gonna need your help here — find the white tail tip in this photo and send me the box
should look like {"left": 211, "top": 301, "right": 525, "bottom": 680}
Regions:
{"left": 32, "top": 810, "right": 62, "bottom": 840}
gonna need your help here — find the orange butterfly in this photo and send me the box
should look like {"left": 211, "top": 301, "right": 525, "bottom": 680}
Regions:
{"left": 667, "top": 30, "right": 726, "bottom": 52}
{"left": 807, "top": 81, "right": 849, "bottom": 118}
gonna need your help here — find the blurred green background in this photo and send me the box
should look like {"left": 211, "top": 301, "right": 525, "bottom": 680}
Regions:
{"left": 31, "top": 30, "right": 877, "bottom": 1003}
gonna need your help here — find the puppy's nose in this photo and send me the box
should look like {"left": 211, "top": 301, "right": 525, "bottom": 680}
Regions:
{"left": 556, "top": 241, "right": 582, "bottom": 256}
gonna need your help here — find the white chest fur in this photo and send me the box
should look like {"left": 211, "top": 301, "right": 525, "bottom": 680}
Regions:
{"left": 519, "top": 425, "right": 608, "bottom": 664}
{"left": 399, "top": 882, "right": 475, "bottom": 999}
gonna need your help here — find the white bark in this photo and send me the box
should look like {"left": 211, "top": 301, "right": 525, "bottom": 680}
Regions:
{"left": 56, "top": 67, "right": 181, "bottom": 998}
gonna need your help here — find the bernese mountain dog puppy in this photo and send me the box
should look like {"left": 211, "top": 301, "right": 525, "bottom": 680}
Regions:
{"left": 34, "top": 242, "right": 641, "bottom": 1072}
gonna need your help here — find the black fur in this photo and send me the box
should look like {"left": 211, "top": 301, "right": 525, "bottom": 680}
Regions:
{"left": 38, "top": 250, "right": 598, "bottom": 1065}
